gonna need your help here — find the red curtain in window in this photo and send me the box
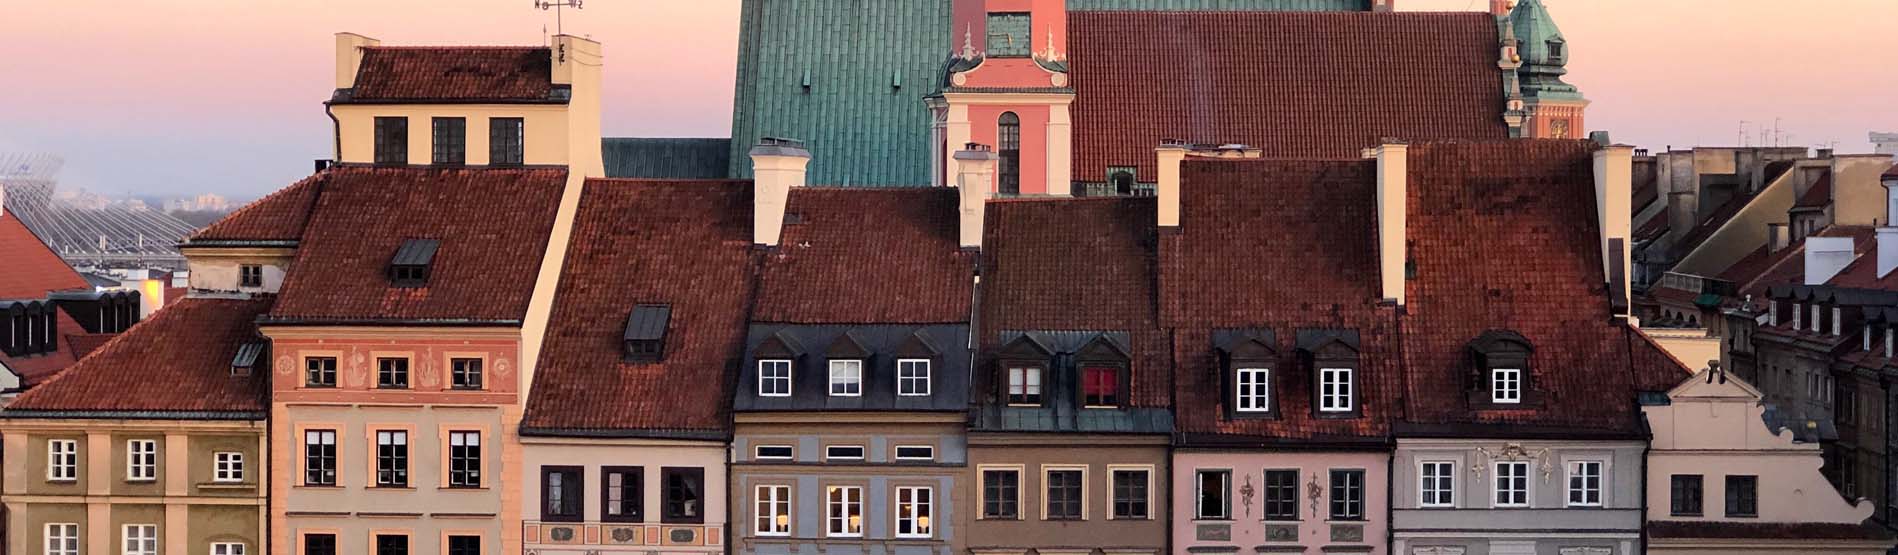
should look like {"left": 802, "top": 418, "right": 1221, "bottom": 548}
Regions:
{"left": 1083, "top": 367, "right": 1118, "bottom": 400}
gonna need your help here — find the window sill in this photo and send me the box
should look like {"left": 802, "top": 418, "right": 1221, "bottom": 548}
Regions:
{"left": 1043, "top": 517, "right": 1086, "bottom": 522}
{"left": 199, "top": 482, "right": 257, "bottom": 490}
{"left": 45, "top": 478, "right": 78, "bottom": 484}
{"left": 442, "top": 485, "right": 488, "bottom": 491}
{"left": 294, "top": 484, "right": 341, "bottom": 489}
{"left": 371, "top": 486, "right": 416, "bottom": 491}
{"left": 600, "top": 518, "right": 646, "bottom": 524}
{"left": 1193, "top": 518, "right": 1235, "bottom": 523}
{"left": 976, "top": 516, "right": 1022, "bottom": 521}
{"left": 125, "top": 478, "right": 158, "bottom": 483}
{"left": 1107, "top": 516, "right": 1152, "bottom": 521}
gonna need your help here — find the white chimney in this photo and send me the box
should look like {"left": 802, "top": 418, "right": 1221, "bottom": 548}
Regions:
{"left": 750, "top": 138, "right": 811, "bottom": 247}
{"left": 334, "top": 32, "right": 380, "bottom": 90}
{"left": 1594, "top": 145, "right": 1635, "bottom": 306}
{"left": 1805, "top": 236, "right": 1855, "bottom": 285}
{"left": 953, "top": 143, "right": 996, "bottom": 249}
{"left": 1375, "top": 143, "right": 1409, "bottom": 306}
{"left": 1156, "top": 142, "right": 1188, "bottom": 228}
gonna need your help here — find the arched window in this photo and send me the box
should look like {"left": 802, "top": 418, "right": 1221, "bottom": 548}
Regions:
{"left": 1109, "top": 169, "right": 1136, "bottom": 196}
{"left": 997, "top": 112, "right": 1021, "bottom": 195}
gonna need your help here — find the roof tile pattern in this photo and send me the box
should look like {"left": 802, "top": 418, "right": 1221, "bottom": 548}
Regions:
{"left": 187, "top": 172, "right": 324, "bottom": 243}
{"left": 7, "top": 298, "right": 271, "bottom": 414}
{"left": 0, "top": 308, "right": 86, "bottom": 387}
{"left": 0, "top": 210, "right": 89, "bottom": 300}
{"left": 523, "top": 179, "right": 757, "bottom": 435}
{"left": 1068, "top": 11, "right": 1508, "bottom": 178}
{"left": 269, "top": 165, "right": 565, "bottom": 323}
{"left": 349, "top": 47, "right": 555, "bottom": 102}
{"left": 752, "top": 188, "right": 974, "bottom": 324}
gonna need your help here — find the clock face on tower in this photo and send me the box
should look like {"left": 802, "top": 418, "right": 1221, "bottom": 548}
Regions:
{"left": 1550, "top": 118, "right": 1571, "bottom": 139}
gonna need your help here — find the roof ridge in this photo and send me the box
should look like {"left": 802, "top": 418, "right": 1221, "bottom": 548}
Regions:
{"left": 364, "top": 45, "right": 545, "bottom": 51}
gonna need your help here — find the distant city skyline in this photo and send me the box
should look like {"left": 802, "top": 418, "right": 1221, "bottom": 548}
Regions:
{"left": 2, "top": 0, "right": 1892, "bottom": 197}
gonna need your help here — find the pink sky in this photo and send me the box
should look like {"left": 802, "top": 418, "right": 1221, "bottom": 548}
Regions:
{"left": 1, "top": 0, "right": 1892, "bottom": 197}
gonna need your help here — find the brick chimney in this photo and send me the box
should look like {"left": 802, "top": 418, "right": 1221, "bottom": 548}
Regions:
{"left": 1375, "top": 143, "right": 1409, "bottom": 306}
{"left": 1594, "top": 145, "right": 1635, "bottom": 311}
{"left": 750, "top": 138, "right": 811, "bottom": 247}
{"left": 334, "top": 32, "right": 380, "bottom": 90}
{"left": 954, "top": 144, "right": 997, "bottom": 249}
{"left": 1156, "top": 141, "right": 1188, "bottom": 228}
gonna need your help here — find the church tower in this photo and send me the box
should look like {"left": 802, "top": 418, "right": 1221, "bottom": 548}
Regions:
{"left": 928, "top": 0, "right": 1074, "bottom": 195}
{"left": 1505, "top": 0, "right": 1588, "bottom": 139}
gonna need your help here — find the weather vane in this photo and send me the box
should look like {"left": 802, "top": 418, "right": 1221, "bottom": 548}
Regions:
{"left": 535, "top": 0, "right": 582, "bottom": 36}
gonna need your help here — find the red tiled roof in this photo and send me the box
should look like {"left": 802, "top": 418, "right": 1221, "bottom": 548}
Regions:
{"left": 1068, "top": 11, "right": 1507, "bottom": 178}
{"left": 0, "top": 307, "right": 86, "bottom": 387}
{"left": 7, "top": 298, "right": 271, "bottom": 414}
{"left": 268, "top": 165, "right": 566, "bottom": 323}
{"left": 752, "top": 188, "right": 975, "bottom": 324}
{"left": 188, "top": 172, "right": 324, "bottom": 244}
{"left": 1647, "top": 520, "right": 1893, "bottom": 541}
{"left": 1401, "top": 141, "right": 1689, "bottom": 433}
{"left": 63, "top": 333, "right": 117, "bottom": 360}
{"left": 1885, "top": 164, "right": 1898, "bottom": 179}
{"left": 1824, "top": 232, "right": 1898, "bottom": 290}
{"left": 0, "top": 210, "right": 89, "bottom": 300}
{"left": 1722, "top": 226, "right": 1877, "bottom": 297}
{"left": 1794, "top": 172, "right": 1833, "bottom": 209}
{"left": 980, "top": 197, "right": 1169, "bottom": 408}
{"left": 346, "top": 46, "right": 556, "bottom": 103}
{"left": 523, "top": 179, "right": 757, "bottom": 435}
{"left": 1161, "top": 158, "right": 1399, "bottom": 440}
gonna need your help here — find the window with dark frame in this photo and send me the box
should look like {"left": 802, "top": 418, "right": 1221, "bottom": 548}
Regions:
{"left": 997, "top": 112, "right": 1021, "bottom": 195}
{"left": 1082, "top": 365, "right": 1120, "bottom": 407}
{"left": 373, "top": 534, "right": 407, "bottom": 555}
{"left": 305, "top": 357, "right": 337, "bottom": 388}
{"left": 1111, "top": 469, "right": 1149, "bottom": 519}
{"left": 375, "top": 430, "right": 408, "bottom": 487}
{"left": 1329, "top": 469, "right": 1365, "bottom": 521}
{"left": 663, "top": 467, "right": 705, "bottom": 523}
{"left": 446, "top": 536, "right": 480, "bottom": 555}
{"left": 603, "top": 466, "right": 643, "bottom": 522}
{"left": 1670, "top": 474, "right": 1703, "bottom": 516}
{"left": 490, "top": 117, "right": 525, "bottom": 165}
{"left": 983, "top": 469, "right": 1020, "bottom": 519}
{"left": 542, "top": 466, "right": 583, "bottom": 521}
{"left": 239, "top": 264, "right": 263, "bottom": 288}
{"left": 377, "top": 357, "right": 409, "bottom": 389}
{"left": 303, "top": 534, "right": 336, "bottom": 555}
{"left": 1196, "top": 469, "right": 1231, "bottom": 520}
{"left": 1725, "top": 475, "right": 1758, "bottom": 517}
{"left": 1264, "top": 469, "right": 1299, "bottom": 520}
{"left": 303, "top": 430, "right": 336, "bottom": 486}
{"left": 374, "top": 117, "right": 408, "bottom": 165}
{"left": 448, "top": 431, "right": 480, "bottom": 488}
{"left": 1046, "top": 469, "right": 1083, "bottom": 520}
{"left": 451, "top": 358, "right": 483, "bottom": 390}
{"left": 431, "top": 117, "right": 466, "bottom": 165}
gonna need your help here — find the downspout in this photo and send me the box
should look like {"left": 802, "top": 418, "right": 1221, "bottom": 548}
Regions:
{"left": 1387, "top": 304, "right": 1404, "bottom": 554}
{"left": 1626, "top": 324, "right": 1651, "bottom": 555}
{"left": 324, "top": 102, "right": 341, "bottom": 162}
{"left": 1883, "top": 377, "right": 1892, "bottom": 530}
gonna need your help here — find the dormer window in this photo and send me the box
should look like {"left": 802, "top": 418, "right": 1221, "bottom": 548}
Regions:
{"left": 826, "top": 331, "right": 870, "bottom": 397}
{"left": 1075, "top": 335, "right": 1132, "bottom": 409}
{"left": 1546, "top": 40, "right": 1565, "bottom": 61}
{"left": 1318, "top": 368, "right": 1353, "bottom": 413}
{"left": 231, "top": 341, "right": 267, "bottom": 378}
{"left": 1298, "top": 329, "right": 1362, "bottom": 418}
{"left": 623, "top": 304, "right": 671, "bottom": 363}
{"left": 753, "top": 331, "right": 804, "bottom": 398}
{"left": 389, "top": 239, "right": 439, "bottom": 288}
{"left": 1491, "top": 367, "right": 1522, "bottom": 404}
{"left": 239, "top": 264, "right": 264, "bottom": 289}
{"left": 1469, "top": 330, "right": 1536, "bottom": 408}
{"left": 895, "top": 330, "right": 940, "bottom": 398}
{"left": 998, "top": 334, "right": 1055, "bottom": 407}
{"left": 1007, "top": 366, "right": 1042, "bottom": 406}
{"left": 1082, "top": 366, "right": 1119, "bottom": 408}
{"left": 1216, "top": 330, "right": 1279, "bottom": 418}
{"left": 1235, "top": 368, "right": 1271, "bottom": 412}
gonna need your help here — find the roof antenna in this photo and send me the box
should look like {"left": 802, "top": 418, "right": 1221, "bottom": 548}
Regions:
{"left": 534, "top": 0, "right": 583, "bottom": 36}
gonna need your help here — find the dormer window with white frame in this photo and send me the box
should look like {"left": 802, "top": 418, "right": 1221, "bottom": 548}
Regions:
{"left": 1298, "top": 329, "right": 1361, "bottom": 418}
{"left": 825, "top": 331, "right": 871, "bottom": 397}
{"left": 1318, "top": 368, "right": 1353, "bottom": 413}
{"left": 1491, "top": 368, "right": 1522, "bottom": 404}
{"left": 759, "top": 360, "right": 792, "bottom": 397}
{"left": 1217, "top": 331, "right": 1279, "bottom": 419}
{"left": 1236, "top": 368, "right": 1271, "bottom": 412}
{"left": 895, "top": 331, "right": 940, "bottom": 398}
{"left": 1470, "top": 330, "right": 1536, "bottom": 409}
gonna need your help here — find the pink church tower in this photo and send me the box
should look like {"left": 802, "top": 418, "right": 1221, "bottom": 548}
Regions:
{"left": 928, "top": 0, "right": 1074, "bottom": 196}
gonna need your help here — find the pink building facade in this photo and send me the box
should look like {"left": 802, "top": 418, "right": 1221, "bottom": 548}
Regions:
{"left": 1172, "top": 452, "right": 1388, "bottom": 555}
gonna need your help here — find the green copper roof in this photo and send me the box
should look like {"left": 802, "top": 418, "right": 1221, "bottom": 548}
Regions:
{"left": 1510, "top": 0, "right": 1582, "bottom": 100}
{"left": 727, "top": 0, "right": 1373, "bottom": 187}
{"left": 602, "top": 138, "right": 731, "bottom": 179}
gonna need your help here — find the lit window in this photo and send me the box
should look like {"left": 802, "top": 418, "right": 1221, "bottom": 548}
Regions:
{"left": 756, "top": 484, "right": 791, "bottom": 536}
{"left": 47, "top": 439, "right": 77, "bottom": 481}
{"left": 1319, "top": 367, "right": 1354, "bottom": 412}
{"left": 829, "top": 359, "right": 862, "bottom": 396}
{"left": 1419, "top": 461, "right": 1455, "bottom": 508}
{"left": 759, "top": 360, "right": 792, "bottom": 397}
{"left": 826, "top": 485, "right": 864, "bottom": 537}
{"left": 126, "top": 439, "right": 157, "bottom": 481}
{"left": 214, "top": 452, "right": 245, "bottom": 483}
{"left": 1494, "top": 461, "right": 1530, "bottom": 507}
{"left": 1567, "top": 460, "right": 1603, "bottom": 507}
{"left": 1007, "top": 366, "right": 1042, "bottom": 405}
{"left": 896, "top": 486, "right": 933, "bottom": 538}
{"left": 898, "top": 359, "right": 931, "bottom": 396}
{"left": 1236, "top": 368, "right": 1271, "bottom": 412}
{"left": 1492, "top": 368, "right": 1522, "bottom": 403}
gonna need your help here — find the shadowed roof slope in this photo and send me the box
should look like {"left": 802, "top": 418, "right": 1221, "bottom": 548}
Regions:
{"left": 0, "top": 208, "right": 88, "bottom": 300}
{"left": 186, "top": 172, "right": 324, "bottom": 244}
{"left": 752, "top": 188, "right": 975, "bottom": 324}
{"left": 6, "top": 297, "right": 272, "bottom": 415}
{"left": 267, "top": 165, "right": 565, "bottom": 324}
{"left": 1069, "top": 11, "right": 1508, "bottom": 177}
{"left": 345, "top": 46, "right": 557, "bottom": 103}
{"left": 523, "top": 179, "right": 756, "bottom": 436}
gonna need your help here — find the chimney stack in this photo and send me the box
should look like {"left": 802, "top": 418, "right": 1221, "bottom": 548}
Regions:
{"left": 954, "top": 143, "right": 997, "bottom": 249}
{"left": 1767, "top": 223, "right": 1790, "bottom": 254}
{"left": 334, "top": 32, "right": 380, "bottom": 90}
{"left": 750, "top": 138, "right": 811, "bottom": 247}
{"left": 1805, "top": 236, "right": 1855, "bottom": 285}
{"left": 1156, "top": 141, "right": 1188, "bottom": 228}
{"left": 1375, "top": 143, "right": 1409, "bottom": 306}
{"left": 1594, "top": 145, "right": 1635, "bottom": 308}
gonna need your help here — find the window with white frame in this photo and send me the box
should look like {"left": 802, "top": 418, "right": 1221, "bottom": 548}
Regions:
{"left": 214, "top": 452, "right": 245, "bottom": 482}
{"left": 1007, "top": 366, "right": 1042, "bottom": 405}
{"left": 1319, "top": 367, "right": 1353, "bottom": 412}
{"left": 894, "top": 445, "right": 935, "bottom": 461}
{"left": 755, "top": 484, "right": 791, "bottom": 536}
{"left": 1567, "top": 460, "right": 1604, "bottom": 507}
{"left": 759, "top": 360, "right": 792, "bottom": 397}
{"left": 126, "top": 439, "right": 157, "bottom": 481}
{"left": 829, "top": 359, "right": 863, "bottom": 396}
{"left": 1491, "top": 368, "right": 1522, "bottom": 403}
{"left": 825, "top": 445, "right": 866, "bottom": 461}
{"left": 898, "top": 359, "right": 931, "bottom": 396}
{"left": 47, "top": 439, "right": 77, "bottom": 481}
{"left": 1419, "top": 460, "right": 1456, "bottom": 507}
{"left": 1494, "top": 461, "right": 1530, "bottom": 507}
{"left": 1235, "top": 368, "right": 1271, "bottom": 412}
{"left": 826, "top": 485, "right": 863, "bottom": 537}
{"left": 44, "top": 523, "right": 78, "bottom": 555}
{"left": 123, "top": 524, "right": 158, "bottom": 555}
{"left": 755, "top": 445, "right": 794, "bottom": 460}
{"left": 896, "top": 486, "right": 933, "bottom": 538}
{"left": 212, "top": 542, "right": 247, "bottom": 555}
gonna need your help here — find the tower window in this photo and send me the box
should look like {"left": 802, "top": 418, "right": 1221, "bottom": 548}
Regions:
{"left": 998, "top": 112, "right": 1021, "bottom": 195}
{"left": 1547, "top": 40, "right": 1565, "bottom": 60}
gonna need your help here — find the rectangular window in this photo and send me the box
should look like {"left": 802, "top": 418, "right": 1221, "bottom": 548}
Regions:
{"left": 47, "top": 439, "right": 77, "bottom": 481}
{"left": 603, "top": 466, "right": 643, "bottom": 522}
{"left": 754, "top": 445, "right": 793, "bottom": 460}
{"left": 375, "top": 430, "right": 408, "bottom": 487}
{"left": 1567, "top": 460, "right": 1604, "bottom": 507}
{"left": 374, "top": 117, "right": 408, "bottom": 164}
{"left": 489, "top": 117, "right": 525, "bottom": 165}
{"left": 377, "top": 357, "right": 409, "bottom": 389}
{"left": 451, "top": 358, "right": 483, "bottom": 390}
{"left": 1264, "top": 469, "right": 1299, "bottom": 520}
{"left": 1197, "top": 469, "right": 1231, "bottom": 520}
{"left": 303, "top": 533, "right": 337, "bottom": 555}
{"left": 829, "top": 359, "right": 862, "bottom": 396}
{"left": 756, "top": 484, "right": 791, "bottom": 536}
{"left": 1236, "top": 368, "right": 1271, "bottom": 412}
{"left": 304, "top": 430, "right": 336, "bottom": 486}
{"left": 896, "top": 486, "right": 933, "bottom": 538}
{"left": 1725, "top": 475, "right": 1758, "bottom": 517}
{"left": 305, "top": 357, "right": 337, "bottom": 388}
{"left": 1046, "top": 469, "right": 1084, "bottom": 520}
{"left": 214, "top": 451, "right": 245, "bottom": 483}
{"left": 374, "top": 534, "right": 407, "bottom": 555}
{"left": 123, "top": 524, "right": 157, "bottom": 555}
{"left": 825, "top": 445, "right": 865, "bottom": 461}
{"left": 239, "top": 264, "right": 263, "bottom": 288}
{"left": 543, "top": 466, "right": 583, "bottom": 521}
{"left": 758, "top": 360, "right": 792, "bottom": 397}
{"left": 432, "top": 117, "right": 466, "bottom": 164}
{"left": 826, "top": 485, "right": 864, "bottom": 537}
{"left": 894, "top": 445, "right": 935, "bottom": 461}
{"left": 982, "top": 469, "right": 1020, "bottom": 519}
{"left": 1330, "top": 470, "right": 1365, "bottom": 521}
{"left": 1111, "top": 468, "right": 1150, "bottom": 519}
{"left": 1007, "top": 366, "right": 1042, "bottom": 405}
{"left": 448, "top": 431, "right": 481, "bottom": 488}
{"left": 898, "top": 359, "right": 931, "bottom": 396}
{"left": 446, "top": 536, "right": 479, "bottom": 555}
{"left": 663, "top": 467, "right": 705, "bottom": 523}
{"left": 1670, "top": 474, "right": 1703, "bottom": 515}
{"left": 127, "top": 439, "right": 157, "bottom": 481}
{"left": 1082, "top": 366, "right": 1119, "bottom": 407}
{"left": 1319, "top": 367, "right": 1354, "bottom": 412}
{"left": 212, "top": 542, "right": 247, "bottom": 555}
{"left": 1420, "top": 461, "right": 1456, "bottom": 508}
{"left": 44, "top": 523, "right": 78, "bottom": 555}
{"left": 1493, "top": 461, "right": 1530, "bottom": 507}
{"left": 1492, "top": 368, "right": 1522, "bottom": 403}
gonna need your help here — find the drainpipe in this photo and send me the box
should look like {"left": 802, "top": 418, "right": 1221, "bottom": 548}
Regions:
{"left": 324, "top": 102, "right": 342, "bottom": 161}
{"left": 1384, "top": 447, "right": 1396, "bottom": 554}
{"left": 1883, "top": 377, "right": 1893, "bottom": 529}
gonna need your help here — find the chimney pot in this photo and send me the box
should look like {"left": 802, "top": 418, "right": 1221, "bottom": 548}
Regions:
{"left": 750, "top": 138, "right": 812, "bottom": 247}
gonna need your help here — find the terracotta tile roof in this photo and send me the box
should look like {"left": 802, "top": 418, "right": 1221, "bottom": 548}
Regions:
{"left": 0, "top": 307, "right": 86, "bottom": 387}
{"left": 979, "top": 197, "right": 1169, "bottom": 408}
{"left": 1823, "top": 232, "right": 1898, "bottom": 290}
{"left": 187, "top": 172, "right": 324, "bottom": 244}
{"left": 1794, "top": 171, "right": 1833, "bottom": 209}
{"left": 267, "top": 165, "right": 566, "bottom": 324}
{"left": 1068, "top": 11, "right": 1507, "bottom": 178}
{"left": 1722, "top": 226, "right": 1877, "bottom": 297}
{"left": 63, "top": 333, "right": 117, "bottom": 360}
{"left": 752, "top": 188, "right": 975, "bottom": 324}
{"left": 0, "top": 210, "right": 89, "bottom": 300}
{"left": 6, "top": 298, "right": 271, "bottom": 415}
{"left": 1886, "top": 164, "right": 1898, "bottom": 179}
{"left": 1401, "top": 141, "right": 1690, "bottom": 434}
{"left": 345, "top": 46, "right": 557, "bottom": 103}
{"left": 1161, "top": 158, "right": 1398, "bottom": 440}
{"left": 523, "top": 179, "right": 757, "bottom": 436}
{"left": 1647, "top": 520, "right": 1893, "bottom": 541}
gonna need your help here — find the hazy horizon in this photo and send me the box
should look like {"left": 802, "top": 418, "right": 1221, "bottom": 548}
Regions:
{"left": 2, "top": 0, "right": 1892, "bottom": 197}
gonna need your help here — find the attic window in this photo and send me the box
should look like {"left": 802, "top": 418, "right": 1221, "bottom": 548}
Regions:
{"left": 1469, "top": 330, "right": 1536, "bottom": 408}
{"left": 1297, "top": 329, "right": 1362, "bottom": 418}
{"left": 231, "top": 341, "right": 267, "bottom": 377}
{"left": 1216, "top": 330, "right": 1279, "bottom": 419}
{"left": 389, "top": 239, "right": 440, "bottom": 287}
{"left": 623, "top": 304, "right": 671, "bottom": 363}
{"left": 1075, "top": 334, "right": 1131, "bottom": 409}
